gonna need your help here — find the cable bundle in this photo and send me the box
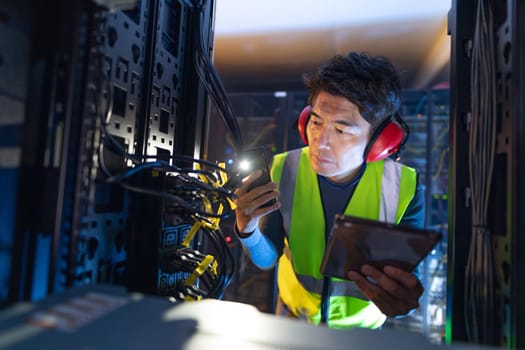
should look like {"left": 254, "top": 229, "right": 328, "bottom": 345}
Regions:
{"left": 464, "top": 0, "right": 497, "bottom": 343}
{"left": 160, "top": 239, "right": 234, "bottom": 301}
{"left": 191, "top": 0, "right": 244, "bottom": 154}
{"left": 160, "top": 206, "right": 236, "bottom": 301}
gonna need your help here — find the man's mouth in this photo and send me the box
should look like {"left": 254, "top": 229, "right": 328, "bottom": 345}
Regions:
{"left": 313, "top": 153, "right": 334, "bottom": 164}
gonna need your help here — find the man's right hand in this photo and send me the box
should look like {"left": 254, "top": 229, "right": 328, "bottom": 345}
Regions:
{"left": 233, "top": 169, "right": 281, "bottom": 234}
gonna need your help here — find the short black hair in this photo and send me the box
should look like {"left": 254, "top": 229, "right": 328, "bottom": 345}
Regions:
{"left": 303, "top": 52, "right": 401, "bottom": 130}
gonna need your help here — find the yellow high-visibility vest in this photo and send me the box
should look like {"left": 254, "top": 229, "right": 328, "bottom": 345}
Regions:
{"left": 271, "top": 147, "right": 417, "bottom": 329}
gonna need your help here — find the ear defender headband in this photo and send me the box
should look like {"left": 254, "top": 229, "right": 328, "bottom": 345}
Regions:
{"left": 297, "top": 105, "right": 409, "bottom": 162}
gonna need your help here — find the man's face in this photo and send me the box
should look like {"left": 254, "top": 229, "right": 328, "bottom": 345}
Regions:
{"left": 306, "top": 91, "right": 371, "bottom": 183}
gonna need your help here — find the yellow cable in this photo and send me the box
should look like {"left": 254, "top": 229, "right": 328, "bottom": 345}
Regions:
{"left": 183, "top": 255, "right": 216, "bottom": 296}
{"left": 181, "top": 221, "right": 203, "bottom": 247}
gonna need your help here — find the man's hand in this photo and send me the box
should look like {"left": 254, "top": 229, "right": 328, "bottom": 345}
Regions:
{"left": 234, "top": 169, "right": 280, "bottom": 234}
{"left": 347, "top": 265, "right": 423, "bottom": 318}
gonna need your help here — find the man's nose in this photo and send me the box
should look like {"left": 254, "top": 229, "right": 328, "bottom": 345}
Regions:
{"left": 316, "top": 126, "right": 331, "bottom": 148}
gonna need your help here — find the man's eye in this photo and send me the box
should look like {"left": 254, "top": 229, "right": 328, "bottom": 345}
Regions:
{"left": 336, "top": 126, "right": 359, "bottom": 135}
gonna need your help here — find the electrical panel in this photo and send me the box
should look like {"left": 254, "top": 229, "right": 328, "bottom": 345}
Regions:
{"left": 0, "top": 0, "right": 230, "bottom": 306}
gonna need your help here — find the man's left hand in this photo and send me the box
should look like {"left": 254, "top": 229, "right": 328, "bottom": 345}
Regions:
{"left": 347, "top": 265, "right": 423, "bottom": 318}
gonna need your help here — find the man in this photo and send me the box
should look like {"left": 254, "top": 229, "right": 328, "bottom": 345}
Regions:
{"left": 233, "top": 52, "right": 425, "bottom": 329}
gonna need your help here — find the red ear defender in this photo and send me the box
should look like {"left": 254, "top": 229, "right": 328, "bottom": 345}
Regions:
{"left": 364, "top": 113, "right": 409, "bottom": 163}
{"left": 297, "top": 106, "right": 312, "bottom": 144}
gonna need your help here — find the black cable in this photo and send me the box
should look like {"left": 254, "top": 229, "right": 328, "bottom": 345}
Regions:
{"left": 160, "top": 224, "right": 235, "bottom": 300}
{"left": 465, "top": 0, "right": 497, "bottom": 344}
{"left": 105, "top": 159, "right": 235, "bottom": 201}
{"left": 190, "top": 0, "right": 244, "bottom": 154}
{"left": 121, "top": 182, "right": 232, "bottom": 219}
{"left": 201, "top": 226, "right": 235, "bottom": 299}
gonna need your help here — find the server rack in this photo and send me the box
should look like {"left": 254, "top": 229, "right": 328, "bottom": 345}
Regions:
{"left": 1, "top": 0, "right": 220, "bottom": 306}
{"left": 448, "top": 0, "right": 525, "bottom": 347}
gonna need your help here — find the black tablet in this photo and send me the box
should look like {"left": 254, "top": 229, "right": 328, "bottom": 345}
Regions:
{"left": 320, "top": 214, "right": 442, "bottom": 279}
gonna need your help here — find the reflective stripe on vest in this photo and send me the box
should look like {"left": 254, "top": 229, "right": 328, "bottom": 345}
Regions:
{"left": 381, "top": 158, "right": 402, "bottom": 223}
{"left": 271, "top": 147, "right": 417, "bottom": 326}
{"left": 277, "top": 149, "right": 301, "bottom": 234}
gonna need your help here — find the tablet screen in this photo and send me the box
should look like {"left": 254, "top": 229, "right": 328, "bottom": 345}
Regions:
{"left": 320, "top": 214, "right": 442, "bottom": 279}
